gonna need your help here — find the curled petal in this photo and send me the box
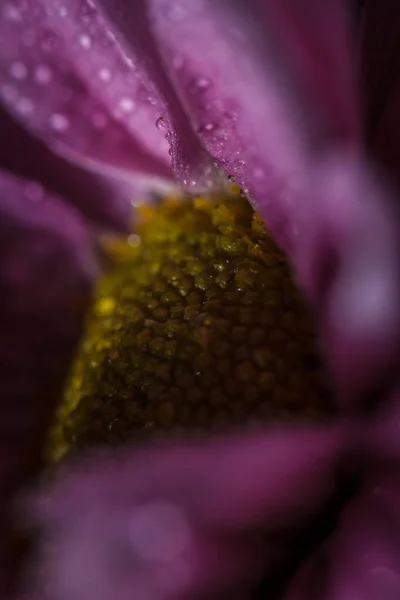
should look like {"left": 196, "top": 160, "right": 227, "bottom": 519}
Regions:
{"left": 95, "top": 0, "right": 216, "bottom": 189}
{"left": 29, "top": 427, "right": 342, "bottom": 600}
{"left": 0, "top": 170, "right": 96, "bottom": 591}
{"left": 0, "top": 0, "right": 174, "bottom": 197}
{"left": 149, "top": 0, "right": 359, "bottom": 252}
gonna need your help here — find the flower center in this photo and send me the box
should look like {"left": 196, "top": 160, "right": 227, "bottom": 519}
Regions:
{"left": 48, "top": 186, "right": 333, "bottom": 463}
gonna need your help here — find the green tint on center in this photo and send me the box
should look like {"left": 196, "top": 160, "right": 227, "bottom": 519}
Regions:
{"left": 49, "top": 188, "right": 333, "bottom": 462}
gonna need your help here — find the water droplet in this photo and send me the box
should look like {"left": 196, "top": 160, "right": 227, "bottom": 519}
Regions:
{"left": 16, "top": 97, "right": 34, "bottom": 116}
{"left": 2, "top": 3, "right": 22, "bottom": 22}
{"left": 172, "top": 55, "right": 184, "bottom": 70}
{"left": 130, "top": 501, "right": 191, "bottom": 562}
{"left": 127, "top": 234, "right": 141, "bottom": 248}
{"left": 25, "top": 182, "right": 44, "bottom": 202}
{"left": 98, "top": 68, "right": 112, "bottom": 82}
{"left": 108, "top": 418, "right": 119, "bottom": 432}
{"left": 189, "top": 76, "right": 211, "bottom": 95}
{"left": 79, "top": 34, "right": 92, "bottom": 49}
{"left": 22, "top": 29, "right": 35, "bottom": 47}
{"left": 10, "top": 61, "right": 28, "bottom": 81}
{"left": 198, "top": 122, "right": 216, "bottom": 134}
{"left": 253, "top": 167, "right": 265, "bottom": 179}
{"left": 156, "top": 116, "right": 166, "bottom": 131}
{"left": 91, "top": 112, "right": 108, "bottom": 129}
{"left": 1, "top": 84, "right": 17, "bottom": 103}
{"left": 119, "top": 97, "right": 135, "bottom": 113}
{"left": 34, "top": 64, "right": 52, "bottom": 84}
{"left": 58, "top": 5, "right": 68, "bottom": 17}
{"left": 49, "top": 113, "right": 69, "bottom": 131}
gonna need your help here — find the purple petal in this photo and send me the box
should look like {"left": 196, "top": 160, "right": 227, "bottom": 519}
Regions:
{"left": 361, "top": 0, "right": 400, "bottom": 183}
{"left": 295, "top": 156, "right": 400, "bottom": 407}
{"left": 0, "top": 170, "right": 96, "bottom": 588}
{"left": 0, "top": 0, "right": 175, "bottom": 193}
{"left": 1, "top": 108, "right": 133, "bottom": 231}
{"left": 0, "top": 0, "right": 214, "bottom": 192}
{"left": 29, "top": 426, "right": 342, "bottom": 600}
{"left": 149, "top": 0, "right": 359, "bottom": 252}
{"left": 285, "top": 478, "right": 400, "bottom": 600}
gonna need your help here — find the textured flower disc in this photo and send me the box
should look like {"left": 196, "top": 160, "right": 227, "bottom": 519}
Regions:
{"left": 48, "top": 187, "right": 334, "bottom": 463}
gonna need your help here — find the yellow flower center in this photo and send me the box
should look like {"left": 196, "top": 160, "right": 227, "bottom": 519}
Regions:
{"left": 48, "top": 186, "right": 333, "bottom": 462}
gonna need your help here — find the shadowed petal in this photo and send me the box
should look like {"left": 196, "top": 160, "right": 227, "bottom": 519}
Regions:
{"left": 284, "top": 479, "right": 400, "bottom": 600}
{"left": 0, "top": 170, "right": 97, "bottom": 592}
{"left": 29, "top": 427, "right": 343, "bottom": 600}
{"left": 0, "top": 0, "right": 175, "bottom": 197}
{"left": 361, "top": 0, "right": 400, "bottom": 183}
{"left": 296, "top": 156, "right": 400, "bottom": 408}
{"left": 1, "top": 108, "right": 135, "bottom": 232}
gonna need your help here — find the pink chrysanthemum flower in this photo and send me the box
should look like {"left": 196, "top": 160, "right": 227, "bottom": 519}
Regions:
{"left": 1, "top": 1, "right": 400, "bottom": 598}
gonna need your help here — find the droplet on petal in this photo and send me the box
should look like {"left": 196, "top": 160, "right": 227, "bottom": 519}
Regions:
{"left": 16, "top": 97, "right": 34, "bottom": 116}
{"left": 156, "top": 116, "right": 167, "bottom": 131}
{"left": 9, "top": 61, "right": 28, "bottom": 81}
{"left": 49, "top": 113, "right": 69, "bottom": 132}
{"left": 188, "top": 76, "right": 211, "bottom": 95}
{"left": 2, "top": 3, "right": 22, "bottom": 22}
{"left": 118, "top": 97, "right": 135, "bottom": 113}
{"left": 34, "top": 64, "right": 53, "bottom": 85}
{"left": 79, "top": 34, "right": 92, "bottom": 49}
{"left": 25, "top": 182, "right": 44, "bottom": 202}
{"left": 98, "top": 68, "right": 112, "bottom": 83}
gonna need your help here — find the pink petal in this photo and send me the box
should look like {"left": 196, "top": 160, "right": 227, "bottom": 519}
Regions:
{"left": 360, "top": 0, "right": 400, "bottom": 183}
{"left": 0, "top": 170, "right": 96, "bottom": 590}
{"left": 29, "top": 426, "right": 342, "bottom": 600}
{"left": 0, "top": 0, "right": 174, "bottom": 194}
{"left": 285, "top": 478, "right": 400, "bottom": 600}
{"left": 0, "top": 0, "right": 213, "bottom": 192}
{"left": 149, "top": 0, "right": 359, "bottom": 253}
{"left": 295, "top": 156, "right": 400, "bottom": 407}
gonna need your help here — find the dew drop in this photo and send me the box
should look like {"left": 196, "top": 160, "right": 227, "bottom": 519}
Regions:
{"left": 188, "top": 76, "right": 211, "bottom": 95}
{"left": 130, "top": 501, "right": 192, "bottom": 563}
{"left": 2, "top": 3, "right": 22, "bottom": 22}
{"left": 172, "top": 55, "right": 184, "bottom": 70}
{"left": 49, "top": 113, "right": 69, "bottom": 131}
{"left": 199, "top": 122, "right": 216, "bottom": 134}
{"left": 34, "top": 64, "right": 52, "bottom": 84}
{"left": 91, "top": 112, "right": 108, "bottom": 129}
{"left": 119, "top": 97, "right": 135, "bottom": 113}
{"left": 16, "top": 97, "right": 34, "bottom": 116}
{"left": 25, "top": 182, "right": 44, "bottom": 202}
{"left": 253, "top": 167, "right": 265, "bottom": 179}
{"left": 58, "top": 5, "right": 68, "bottom": 17}
{"left": 10, "top": 61, "right": 28, "bottom": 81}
{"left": 156, "top": 116, "right": 166, "bottom": 131}
{"left": 98, "top": 68, "right": 112, "bottom": 82}
{"left": 1, "top": 84, "right": 17, "bottom": 103}
{"left": 127, "top": 234, "right": 141, "bottom": 248}
{"left": 79, "top": 34, "right": 92, "bottom": 49}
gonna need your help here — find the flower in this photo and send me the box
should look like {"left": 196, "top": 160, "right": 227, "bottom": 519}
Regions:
{"left": 1, "top": 0, "right": 400, "bottom": 598}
